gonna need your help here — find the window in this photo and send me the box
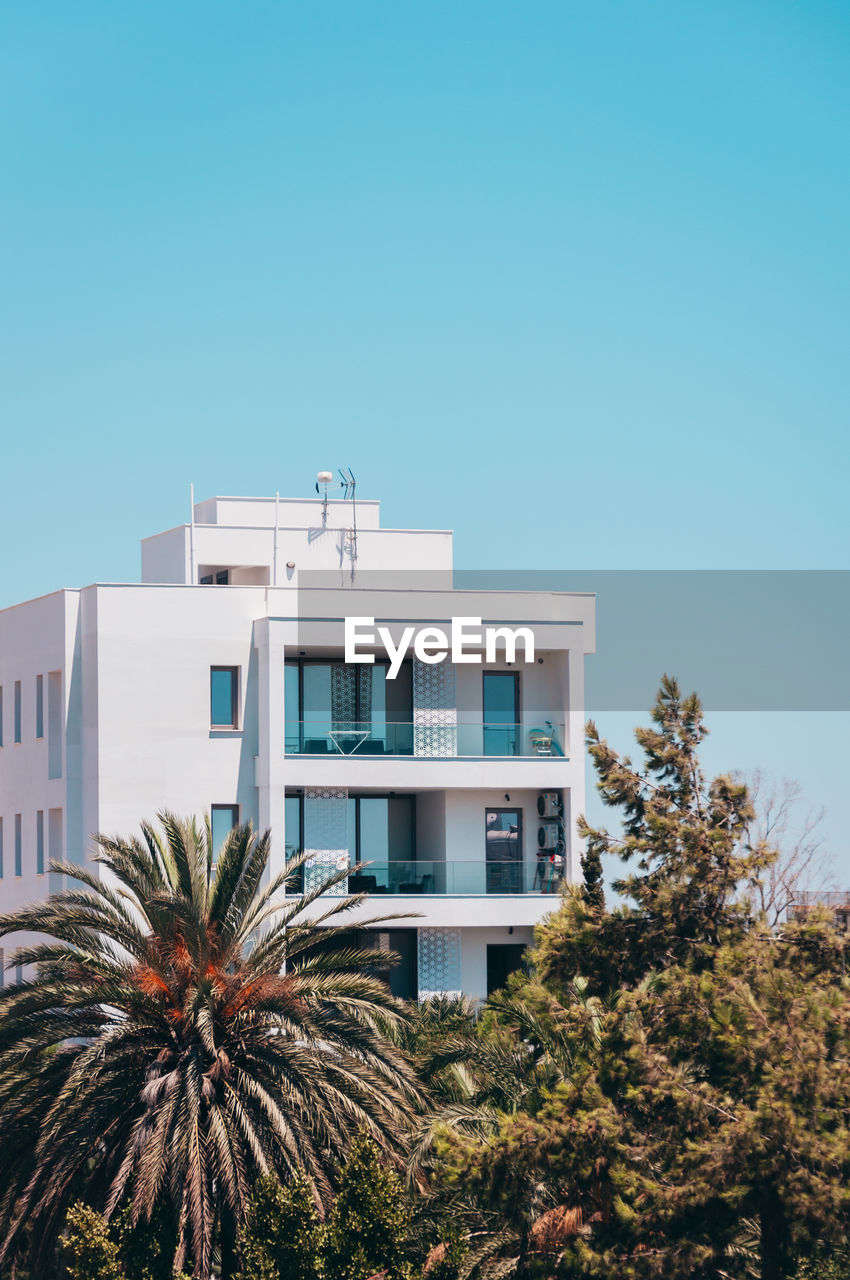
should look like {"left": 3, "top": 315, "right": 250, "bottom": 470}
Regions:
{"left": 347, "top": 796, "right": 416, "bottom": 892}
{"left": 48, "top": 671, "right": 62, "bottom": 778}
{"left": 36, "top": 811, "right": 44, "bottom": 874}
{"left": 210, "top": 805, "right": 239, "bottom": 864}
{"left": 486, "top": 944, "right": 527, "bottom": 996}
{"left": 210, "top": 667, "right": 239, "bottom": 728}
{"left": 14, "top": 681, "right": 21, "bottom": 743}
{"left": 484, "top": 808, "right": 523, "bottom": 893}
{"left": 285, "top": 659, "right": 413, "bottom": 754}
{"left": 15, "top": 963, "right": 22, "bottom": 986}
{"left": 0, "top": 685, "right": 3, "bottom": 746}
{"left": 200, "top": 574, "right": 214, "bottom": 585}
{"left": 285, "top": 793, "right": 304, "bottom": 892}
{"left": 216, "top": 570, "right": 229, "bottom": 585}
{"left": 36, "top": 674, "right": 44, "bottom": 738}
{"left": 14, "top": 814, "right": 22, "bottom": 877}
{"left": 0, "top": 817, "right": 3, "bottom": 877}
{"left": 379, "top": 929, "right": 418, "bottom": 999}
{"left": 483, "top": 672, "right": 520, "bottom": 756}
{"left": 48, "top": 809, "right": 63, "bottom": 894}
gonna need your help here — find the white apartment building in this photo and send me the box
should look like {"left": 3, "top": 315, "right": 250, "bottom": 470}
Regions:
{"left": 0, "top": 489, "right": 595, "bottom": 1000}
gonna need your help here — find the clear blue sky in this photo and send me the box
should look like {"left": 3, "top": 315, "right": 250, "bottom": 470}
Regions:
{"left": 1, "top": 3, "right": 848, "bottom": 874}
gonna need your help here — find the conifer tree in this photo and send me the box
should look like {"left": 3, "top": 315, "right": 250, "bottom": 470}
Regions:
{"left": 538, "top": 675, "right": 769, "bottom": 995}
{"left": 429, "top": 681, "right": 850, "bottom": 1280}
{"left": 579, "top": 839, "right": 605, "bottom": 911}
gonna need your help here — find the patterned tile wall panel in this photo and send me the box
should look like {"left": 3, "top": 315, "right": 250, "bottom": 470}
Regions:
{"left": 417, "top": 927, "right": 462, "bottom": 1000}
{"left": 304, "top": 786, "right": 349, "bottom": 895}
{"left": 330, "top": 666, "right": 373, "bottom": 724}
{"left": 412, "top": 657, "right": 457, "bottom": 756}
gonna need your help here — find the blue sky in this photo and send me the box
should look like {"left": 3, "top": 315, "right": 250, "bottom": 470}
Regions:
{"left": 1, "top": 3, "right": 848, "bottom": 874}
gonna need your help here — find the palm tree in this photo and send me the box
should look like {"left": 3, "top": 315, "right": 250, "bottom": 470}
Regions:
{"left": 0, "top": 813, "right": 423, "bottom": 1278}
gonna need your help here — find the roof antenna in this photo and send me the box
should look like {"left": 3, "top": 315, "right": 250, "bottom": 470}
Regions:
{"left": 314, "top": 469, "right": 358, "bottom": 578}
{"left": 316, "top": 470, "right": 334, "bottom": 526}
{"left": 339, "top": 468, "right": 357, "bottom": 580}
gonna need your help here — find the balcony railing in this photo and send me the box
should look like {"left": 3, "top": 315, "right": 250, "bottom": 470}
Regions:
{"left": 289, "top": 858, "right": 565, "bottom": 895}
{"left": 284, "top": 720, "right": 566, "bottom": 758}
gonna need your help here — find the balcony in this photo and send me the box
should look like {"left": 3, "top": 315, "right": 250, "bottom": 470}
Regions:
{"left": 284, "top": 720, "right": 566, "bottom": 758}
{"left": 292, "top": 858, "right": 564, "bottom": 896}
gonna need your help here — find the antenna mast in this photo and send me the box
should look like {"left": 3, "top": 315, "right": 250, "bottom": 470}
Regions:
{"left": 314, "top": 468, "right": 358, "bottom": 580}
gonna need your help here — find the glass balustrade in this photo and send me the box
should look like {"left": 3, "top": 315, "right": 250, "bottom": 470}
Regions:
{"left": 285, "top": 858, "right": 564, "bottom": 895}
{"left": 284, "top": 720, "right": 567, "bottom": 758}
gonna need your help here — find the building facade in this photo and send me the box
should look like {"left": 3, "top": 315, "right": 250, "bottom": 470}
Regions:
{"left": 0, "top": 491, "right": 595, "bottom": 1000}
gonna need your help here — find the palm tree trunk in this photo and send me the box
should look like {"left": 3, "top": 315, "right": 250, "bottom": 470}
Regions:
{"left": 220, "top": 1209, "right": 237, "bottom": 1280}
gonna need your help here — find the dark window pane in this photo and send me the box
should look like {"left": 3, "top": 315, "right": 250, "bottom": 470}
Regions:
{"left": 386, "top": 662, "right": 413, "bottom": 722}
{"left": 483, "top": 673, "right": 519, "bottom": 756}
{"left": 486, "top": 944, "right": 526, "bottom": 995}
{"left": 285, "top": 795, "right": 303, "bottom": 891}
{"left": 485, "top": 808, "right": 522, "bottom": 893}
{"left": 387, "top": 929, "right": 418, "bottom": 999}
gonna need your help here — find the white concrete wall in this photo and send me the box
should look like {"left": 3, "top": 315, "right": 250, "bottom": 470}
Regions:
{"left": 0, "top": 590, "right": 73, "bottom": 979}
{"left": 194, "top": 496, "right": 383, "bottom": 530}
{"left": 89, "top": 585, "right": 262, "bottom": 844}
{"left": 141, "top": 526, "right": 191, "bottom": 584}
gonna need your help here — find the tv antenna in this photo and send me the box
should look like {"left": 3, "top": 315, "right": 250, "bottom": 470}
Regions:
{"left": 315, "top": 469, "right": 359, "bottom": 577}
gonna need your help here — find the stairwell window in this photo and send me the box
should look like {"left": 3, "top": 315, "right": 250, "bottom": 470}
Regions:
{"left": 0, "top": 817, "right": 3, "bottom": 877}
{"left": 36, "top": 674, "right": 44, "bottom": 738}
{"left": 14, "top": 681, "right": 21, "bottom": 743}
{"left": 14, "top": 814, "right": 22, "bottom": 877}
{"left": 36, "top": 810, "right": 44, "bottom": 874}
{"left": 210, "top": 667, "right": 239, "bottom": 729}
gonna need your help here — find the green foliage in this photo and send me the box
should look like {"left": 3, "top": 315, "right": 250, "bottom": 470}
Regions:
{"left": 421, "top": 1221, "right": 468, "bottom": 1280}
{"left": 112, "top": 1199, "right": 180, "bottom": 1280}
{"left": 0, "top": 813, "right": 421, "bottom": 1276}
{"left": 63, "top": 1203, "right": 124, "bottom": 1280}
{"left": 538, "top": 676, "right": 770, "bottom": 997}
{"left": 793, "top": 1246, "right": 850, "bottom": 1279}
{"left": 237, "top": 1174, "right": 323, "bottom": 1280}
{"left": 425, "top": 681, "right": 850, "bottom": 1280}
{"left": 324, "top": 1133, "right": 418, "bottom": 1280}
{"left": 579, "top": 841, "right": 604, "bottom": 912}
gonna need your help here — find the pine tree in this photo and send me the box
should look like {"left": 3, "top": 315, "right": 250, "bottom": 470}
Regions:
{"left": 537, "top": 675, "right": 770, "bottom": 995}
{"left": 428, "top": 681, "right": 850, "bottom": 1279}
{"left": 579, "top": 838, "right": 605, "bottom": 911}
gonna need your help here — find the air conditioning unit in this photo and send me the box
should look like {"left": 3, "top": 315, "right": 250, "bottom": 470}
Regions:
{"left": 537, "top": 792, "right": 562, "bottom": 818}
{"left": 538, "top": 822, "right": 562, "bottom": 851}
